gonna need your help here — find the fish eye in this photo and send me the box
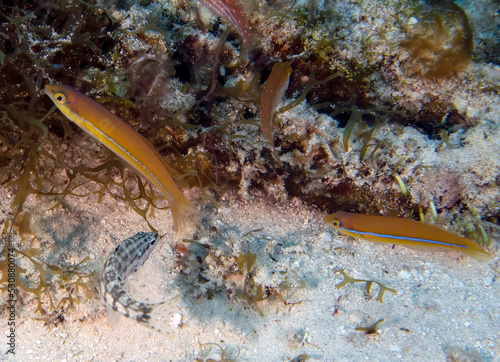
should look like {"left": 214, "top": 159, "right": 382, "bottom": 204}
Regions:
{"left": 150, "top": 239, "right": 156, "bottom": 246}
{"left": 332, "top": 219, "right": 341, "bottom": 228}
{"left": 54, "top": 92, "right": 67, "bottom": 104}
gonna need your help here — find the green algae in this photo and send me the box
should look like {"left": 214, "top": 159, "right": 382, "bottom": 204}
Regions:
{"left": 278, "top": 62, "right": 342, "bottom": 115}
{"left": 330, "top": 95, "right": 405, "bottom": 160}
{"left": 237, "top": 249, "right": 257, "bottom": 273}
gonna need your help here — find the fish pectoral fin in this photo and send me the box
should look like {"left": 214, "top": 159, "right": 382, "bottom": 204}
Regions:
{"left": 105, "top": 304, "right": 123, "bottom": 328}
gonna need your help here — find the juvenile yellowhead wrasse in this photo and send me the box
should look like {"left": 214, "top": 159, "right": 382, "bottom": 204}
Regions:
{"left": 260, "top": 62, "right": 292, "bottom": 165}
{"left": 324, "top": 211, "right": 492, "bottom": 261}
{"left": 44, "top": 84, "right": 199, "bottom": 232}
{"left": 100, "top": 232, "right": 179, "bottom": 333}
{"left": 199, "top": 0, "right": 254, "bottom": 64}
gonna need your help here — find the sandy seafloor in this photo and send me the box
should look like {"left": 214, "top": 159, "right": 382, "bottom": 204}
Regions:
{"left": 0, "top": 185, "right": 499, "bottom": 361}
{"left": 1, "top": 0, "right": 500, "bottom": 361}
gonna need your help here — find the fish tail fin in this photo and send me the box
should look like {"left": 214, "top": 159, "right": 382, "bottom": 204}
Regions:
{"left": 463, "top": 247, "right": 493, "bottom": 262}
{"left": 272, "top": 146, "right": 282, "bottom": 166}
{"left": 144, "top": 295, "right": 183, "bottom": 337}
{"left": 170, "top": 196, "right": 200, "bottom": 232}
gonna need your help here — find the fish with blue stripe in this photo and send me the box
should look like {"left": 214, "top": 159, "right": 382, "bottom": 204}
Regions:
{"left": 324, "top": 211, "right": 492, "bottom": 261}
{"left": 44, "top": 85, "right": 199, "bottom": 232}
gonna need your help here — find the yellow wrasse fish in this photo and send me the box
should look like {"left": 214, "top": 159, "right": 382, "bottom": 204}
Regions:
{"left": 199, "top": 0, "right": 254, "bottom": 65}
{"left": 260, "top": 62, "right": 292, "bottom": 165}
{"left": 324, "top": 211, "right": 492, "bottom": 261}
{"left": 199, "top": 0, "right": 253, "bottom": 49}
{"left": 44, "top": 84, "right": 199, "bottom": 231}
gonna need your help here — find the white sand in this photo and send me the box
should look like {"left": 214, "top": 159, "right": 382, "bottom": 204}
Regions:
{"left": 1, "top": 187, "right": 498, "bottom": 360}
{"left": 1, "top": 0, "right": 499, "bottom": 360}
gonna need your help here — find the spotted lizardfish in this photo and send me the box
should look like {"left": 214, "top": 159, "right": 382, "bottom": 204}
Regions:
{"left": 44, "top": 85, "right": 199, "bottom": 232}
{"left": 324, "top": 211, "right": 492, "bottom": 261}
{"left": 100, "top": 232, "right": 179, "bottom": 333}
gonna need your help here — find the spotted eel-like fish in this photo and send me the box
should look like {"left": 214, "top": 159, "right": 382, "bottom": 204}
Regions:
{"left": 100, "top": 232, "right": 178, "bottom": 332}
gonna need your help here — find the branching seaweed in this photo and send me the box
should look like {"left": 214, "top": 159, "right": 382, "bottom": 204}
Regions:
{"left": 335, "top": 269, "right": 397, "bottom": 303}
{"left": 0, "top": 97, "right": 176, "bottom": 321}
{"left": 236, "top": 249, "right": 257, "bottom": 273}
{"left": 195, "top": 341, "right": 241, "bottom": 362}
{"left": 54, "top": 160, "right": 166, "bottom": 233}
{"left": 236, "top": 250, "right": 268, "bottom": 316}
{"left": 331, "top": 95, "right": 405, "bottom": 158}
{"left": 355, "top": 318, "right": 384, "bottom": 335}
{"left": 0, "top": 227, "right": 95, "bottom": 317}
{"left": 279, "top": 61, "right": 341, "bottom": 114}
{"left": 179, "top": 229, "right": 299, "bottom": 317}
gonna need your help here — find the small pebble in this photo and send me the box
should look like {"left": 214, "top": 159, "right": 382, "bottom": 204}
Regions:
{"left": 317, "top": 232, "right": 333, "bottom": 244}
{"left": 390, "top": 345, "right": 401, "bottom": 352}
{"left": 483, "top": 276, "right": 494, "bottom": 287}
{"left": 171, "top": 313, "right": 182, "bottom": 328}
{"left": 398, "top": 270, "right": 411, "bottom": 279}
{"left": 408, "top": 17, "right": 418, "bottom": 25}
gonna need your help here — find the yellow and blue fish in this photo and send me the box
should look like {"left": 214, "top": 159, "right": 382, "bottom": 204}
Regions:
{"left": 44, "top": 85, "right": 199, "bottom": 231}
{"left": 324, "top": 211, "right": 492, "bottom": 261}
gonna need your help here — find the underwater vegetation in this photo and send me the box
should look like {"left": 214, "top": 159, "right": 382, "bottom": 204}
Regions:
{"left": 355, "top": 318, "right": 384, "bottom": 335}
{"left": 195, "top": 341, "right": 241, "bottom": 362}
{"left": 400, "top": 0, "right": 474, "bottom": 78}
{"left": 334, "top": 269, "right": 397, "bottom": 303}
{"left": 0, "top": 0, "right": 498, "bottom": 328}
{"left": 177, "top": 228, "right": 306, "bottom": 317}
{"left": 0, "top": 220, "right": 94, "bottom": 321}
